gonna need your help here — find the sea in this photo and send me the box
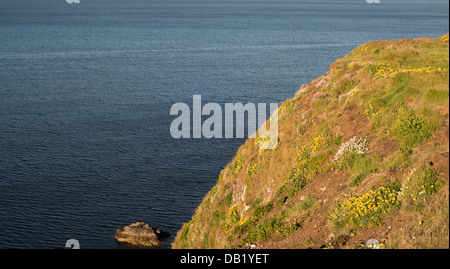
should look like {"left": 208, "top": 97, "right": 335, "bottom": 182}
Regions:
{"left": 0, "top": 0, "right": 448, "bottom": 249}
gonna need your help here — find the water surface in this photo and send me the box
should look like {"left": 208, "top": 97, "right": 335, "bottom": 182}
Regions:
{"left": 0, "top": 0, "right": 448, "bottom": 248}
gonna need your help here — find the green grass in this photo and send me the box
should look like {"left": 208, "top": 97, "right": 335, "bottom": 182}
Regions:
{"left": 244, "top": 216, "right": 284, "bottom": 243}
{"left": 424, "top": 89, "right": 449, "bottom": 104}
{"left": 420, "top": 167, "right": 444, "bottom": 195}
{"left": 350, "top": 172, "right": 369, "bottom": 187}
{"left": 338, "top": 152, "right": 380, "bottom": 186}
{"left": 401, "top": 165, "right": 444, "bottom": 201}
{"left": 276, "top": 175, "right": 307, "bottom": 199}
{"left": 285, "top": 195, "right": 320, "bottom": 217}
{"left": 252, "top": 200, "right": 274, "bottom": 219}
{"left": 379, "top": 151, "right": 413, "bottom": 171}
{"left": 220, "top": 192, "right": 233, "bottom": 207}
{"left": 395, "top": 107, "right": 431, "bottom": 153}
{"left": 201, "top": 231, "right": 213, "bottom": 249}
{"left": 227, "top": 157, "right": 244, "bottom": 176}
{"left": 210, "top": 210, "right": 225, "bottom": 228}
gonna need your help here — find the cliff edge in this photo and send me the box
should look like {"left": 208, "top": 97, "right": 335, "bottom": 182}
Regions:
{"left": 173, "top": 34, "right": 449, "bottom": 249}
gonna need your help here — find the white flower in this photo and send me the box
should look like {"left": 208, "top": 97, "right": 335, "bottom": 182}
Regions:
{"left": 333, "top": 136, "right": 369, "bottom": 162}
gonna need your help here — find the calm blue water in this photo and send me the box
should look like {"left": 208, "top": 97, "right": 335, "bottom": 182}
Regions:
{"left": 0, "top": 0, "right": 448, "bottom": 249}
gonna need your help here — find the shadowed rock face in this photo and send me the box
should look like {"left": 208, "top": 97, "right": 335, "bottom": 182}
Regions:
{"left": 114, "top": 222, "right": 170, "bottom": 248}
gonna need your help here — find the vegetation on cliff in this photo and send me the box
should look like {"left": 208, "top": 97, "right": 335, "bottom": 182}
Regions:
{"left": 172, "top": 34, "right": 449, "bottom": 249}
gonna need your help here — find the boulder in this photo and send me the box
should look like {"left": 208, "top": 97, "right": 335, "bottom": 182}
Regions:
{"left": 114, "top": 222, "right": 170, "bottom": 248}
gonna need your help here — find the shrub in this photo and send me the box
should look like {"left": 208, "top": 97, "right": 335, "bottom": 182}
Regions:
{"left": 396, "top": 107, "right": 430, "bottom": 153}
{"left": 420, "top": 167, "right": 444, "bottom": 195}
{"left": 276, "top": 174, "right": 307, "bottom": 199}
{"left": 275, "top": 196, "right": 288, "bottom": 207}
{"left": 399, "top": 165, "right": 444, "bottom": 201}
{"left": 286, "top": 195, "right": 320, "bottom": 217}
{"left": 277, "top": 217, "right": 302, "bottom": 237}
{"left": 245, "top": 216, "right": 284, "bottom": 243}
{"left": 252, "top": 201, "right": 274, "bottom": 219}
{"left": 350, "top": 172, "right": 369, "bottom": 187}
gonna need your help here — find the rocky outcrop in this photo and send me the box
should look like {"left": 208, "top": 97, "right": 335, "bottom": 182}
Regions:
{"left": 114, "top": 222, "right": 170, "bottom": 248}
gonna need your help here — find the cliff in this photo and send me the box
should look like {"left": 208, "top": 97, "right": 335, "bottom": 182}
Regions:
{"left": 172, "top": 34, "right": 450, "bottom": 249}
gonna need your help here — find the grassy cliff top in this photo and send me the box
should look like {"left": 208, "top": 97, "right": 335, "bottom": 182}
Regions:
{"left": 173, "top": 34, "right": 449, "bottom": 249}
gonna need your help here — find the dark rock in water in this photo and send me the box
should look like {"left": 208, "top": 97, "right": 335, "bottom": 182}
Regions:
{"left": 114, "top": 222, "right": 170, "bottom": 248}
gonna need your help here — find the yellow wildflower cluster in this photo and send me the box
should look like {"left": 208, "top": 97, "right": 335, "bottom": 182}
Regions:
{"left": 228, "top": 157, "right": 244, "bottom": 175}
{"left": 277, "top": 103, "right": 287, "bottom": 118}
{"left": 363, "top": 104, "right": 388, "bottom": 120}
{"left": 224, "top": 204, "right": 256, "bottom": 235}
{"left": 277, "top": 99, "right": 296, "bottom": 118}
{"left": 294, "top": 145, "right": 310, "bottom": 174}
{"left": 352, "top": 44, "right": 370, "bottom": 55}
{"left": 254, "top": 136, "right": 279, "bottom": 153}
{"left": 346, "top": 62, "right": 355, "bottom": 69}
{"left": 333, "top": 186, "right": 399, "bottom": 228}
{"left": 224, "top": 204, "right": 240, "bottom": 234}
{"left": 311, "top": 132, "right": 327, "bottom": 152}
{"left": 246, "top": 161, "right": 264, "bottom": 175}
{"left": 438, "top": 34, "right": 449, "bottom": 43}
{"left": 372, "top": 61, "right": 448, "bottom": 80}
{"left": 373, "top": 61, "right": 397, "bottom": 78}
{"left": 277, "top": 217, "right": 302, "bottom": 237}
{"left": 402, "top": 66, "right": 448, "bottom": 74}
{"left": 360, "top": 243, "right": 384, "bottom": 249}
{"left": 349, "top": 88, "right": 360, "bottom": 97}
{"left": 292, "top": 132, "right": 327, "bottom": 177}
